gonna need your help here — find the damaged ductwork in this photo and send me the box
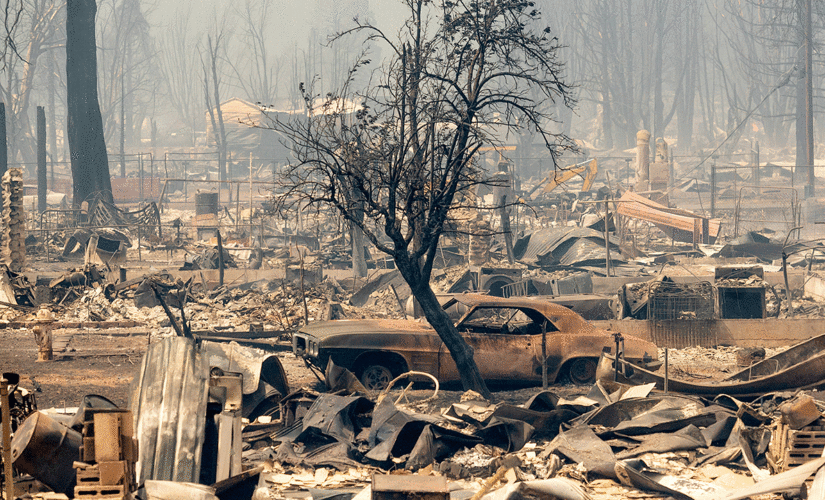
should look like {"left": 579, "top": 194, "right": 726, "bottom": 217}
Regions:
{"left": 0, "top": 169, "right": 24, "bottom": 272}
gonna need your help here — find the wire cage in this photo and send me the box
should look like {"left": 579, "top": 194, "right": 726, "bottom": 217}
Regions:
{"left": 647, "top": 281, "right": 716, "bottom": 348}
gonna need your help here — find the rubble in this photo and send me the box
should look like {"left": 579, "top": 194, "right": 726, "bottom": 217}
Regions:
{"left": 602, "top": 331, "right": 825, "bottom": 398}
{"left": 10, "top": 315, "right": 825, "bottom": 500}
{"left": 10, "top": 136, "right": 825, "bottom": 500}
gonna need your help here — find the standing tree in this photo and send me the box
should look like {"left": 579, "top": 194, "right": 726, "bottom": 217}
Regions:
{"left": 67, "top": 0, "right": 113, "bottom": 206}
{"left": 95, "top": 0, "right": 157, "bottom": 170}
{"left": 227, "top": 0, "right": 281, "bottom": 106}
{"left": 201, "top": 30, "right": 228, "bottom": 185}
{"left": 0, "top": 0, "right": 63, "bottom": 166}
{"left": 271, "top": 0, "right": 575, "bottom": 398}
{"left": 158, "top": 7, "right": 201, "bottom": 145}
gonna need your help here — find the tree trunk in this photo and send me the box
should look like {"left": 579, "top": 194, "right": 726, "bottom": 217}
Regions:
{"left": 67, "top": 0, "right": 113, "bottom": 207}
{"left": 406, "top": 272, "right": 492, "bottom": 400}
{"left": 803, "top": 0, "right": 814, "bottom": 194}
{"left": 499, "top": 200, "right": 514, "bottom": 264}
{"left": 621, "top": 0, "right": 636, "bottom": 147}
{"left": 351, "top": 223, "right": 368, "bottom": 278}
{"left": 210, "top": 39, "right": 228, "bottom": 185}
{"left": 795, "top": 30, "right": 806, "bottom": 176}
{"left": 48, "top": 51, "right": 58, "bottom": 184}
{"left": 677, "top": 3, "right": 698, "bottom": 152}
{"left": 0, "top": 103, "right": 6, "bottom": 179}
{"left": 652, "top": 7, "right": 665, "bottom": 144}
{"left": 37, "top": 106, "right": 46, "bottom": 214}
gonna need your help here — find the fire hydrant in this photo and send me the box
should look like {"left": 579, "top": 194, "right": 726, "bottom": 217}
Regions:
{"left": 33, "top": 308, "right": 55, "bottom": 362}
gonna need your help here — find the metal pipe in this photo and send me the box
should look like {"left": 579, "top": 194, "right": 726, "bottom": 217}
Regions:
{"left": 37, "top": 106, "right": 47, "bottom": 215}
{"left": 217, "top": 230, "right": 224, "bottom": 287}
{"left": 613, "top": 333, "right": 623, "bottom": 381}
{"left": 710, "top": 162, "right": 717, "bottom": 217}
{"left": 249, "top": 152, "right": 254, "bottom": 225}
{"left": 139, "top": 154, "right": 144, "bottom": 201}
{"left": 664, "top": 348, "right": 669, "bottom": 393}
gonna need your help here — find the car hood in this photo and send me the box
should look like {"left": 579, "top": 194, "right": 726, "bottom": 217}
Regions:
{"left": 298, "top": 319, "right": 434, "bottom": 340}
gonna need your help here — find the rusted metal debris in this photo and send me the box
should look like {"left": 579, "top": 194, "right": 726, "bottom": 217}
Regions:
{"left": 616, "top": 190, "right": 721, "bottom": 244}
{"left": 294, "top": 293, "right": 658, "bottom": 391}
{"left": 128, "top": 336, "right": 289, "bottom": 487}
{"left": 87, "top": 197, "right": 162, "bottom": 239}
{"left": 14, "top": 163, "right": 825, "bottom": 500}
{"left": 514, "top": 227, "right": 622, "bottom": 268}
{"left": 598, "top": 331, "right": 825, "bottom": 398}
{"left": 11, "top": 411, "right": 81, "bottom": 496}
{"left": 14, "top": 334, "right": 825, "bottom": 500}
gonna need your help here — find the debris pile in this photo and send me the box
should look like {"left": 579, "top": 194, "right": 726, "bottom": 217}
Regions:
{"left": 45, "top": 276, "right": 353, "bottom": 332}
{"left": 12, "top": 136, "right": 825, "bottom": 500}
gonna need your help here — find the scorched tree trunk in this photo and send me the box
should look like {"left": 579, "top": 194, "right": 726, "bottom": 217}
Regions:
{"left": 396, "top": 255, "right": 491, "bottom": 400}
{"left": 67, "top": 0, "right": 113, "bottom": 208}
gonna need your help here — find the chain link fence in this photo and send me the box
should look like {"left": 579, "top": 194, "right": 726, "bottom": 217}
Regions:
{"left": 733, "top": 186, "right": 801, "bottom": 237}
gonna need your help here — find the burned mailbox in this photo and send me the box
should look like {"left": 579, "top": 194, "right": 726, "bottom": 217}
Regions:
{"left": 714, "top": 266, "right": 767, "bottom": 319}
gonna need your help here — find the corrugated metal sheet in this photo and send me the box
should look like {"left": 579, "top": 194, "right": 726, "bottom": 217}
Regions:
{"left": 129, "top": 337, "right": 209, "bottom": 484}
{"left": 616, "top": 191, "right": 721, "bottom": 241}
{"left": 515, "top": 227, "right": 620, "bottom": 267}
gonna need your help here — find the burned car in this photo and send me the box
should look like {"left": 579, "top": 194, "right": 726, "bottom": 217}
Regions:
{"left": 293, "top": 294, "right": 658, "bottom": 390}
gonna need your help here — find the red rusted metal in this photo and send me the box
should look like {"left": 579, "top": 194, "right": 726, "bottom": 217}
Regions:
{"left": 299, "top": 294, "right": 658, "bottom": 388}
{"left": 617, "top": 191, "right": 721, "bottom": 243}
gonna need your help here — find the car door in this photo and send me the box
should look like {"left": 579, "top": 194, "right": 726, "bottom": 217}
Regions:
{"left": 438, "top": 306, "right": 543, "bottom": 382}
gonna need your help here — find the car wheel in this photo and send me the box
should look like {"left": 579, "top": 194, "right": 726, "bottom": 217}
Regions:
{"left": 360, "top": 364, "right": 393, "bottom": 391}
{"left": 568, "top": 358, "right": 597, "bottom": 384}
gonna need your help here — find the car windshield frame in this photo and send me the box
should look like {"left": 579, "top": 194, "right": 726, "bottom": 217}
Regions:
{"left": 454, "top": 305, "right": 557, "bottom": 335}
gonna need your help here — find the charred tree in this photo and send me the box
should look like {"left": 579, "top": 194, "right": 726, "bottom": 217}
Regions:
{"left": 67, "top": 0, "right": 112, "bottom": 207}
{"left": 0, "top": 103, "right": 6, "bottom": 179}
{"left": 676, "top": 1, "right": 700, "bottom": 151}
{"left": 271, "top": 0, "right": 576, "bottom": 399}
{"left": 36, "top": 106, "right": 45, "bottom": 214}
{"left": 1, "top": 1, "right": 63, "bottom": 168}
{"left": 202, "top": 33, "right": 227, "bottom": 186}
